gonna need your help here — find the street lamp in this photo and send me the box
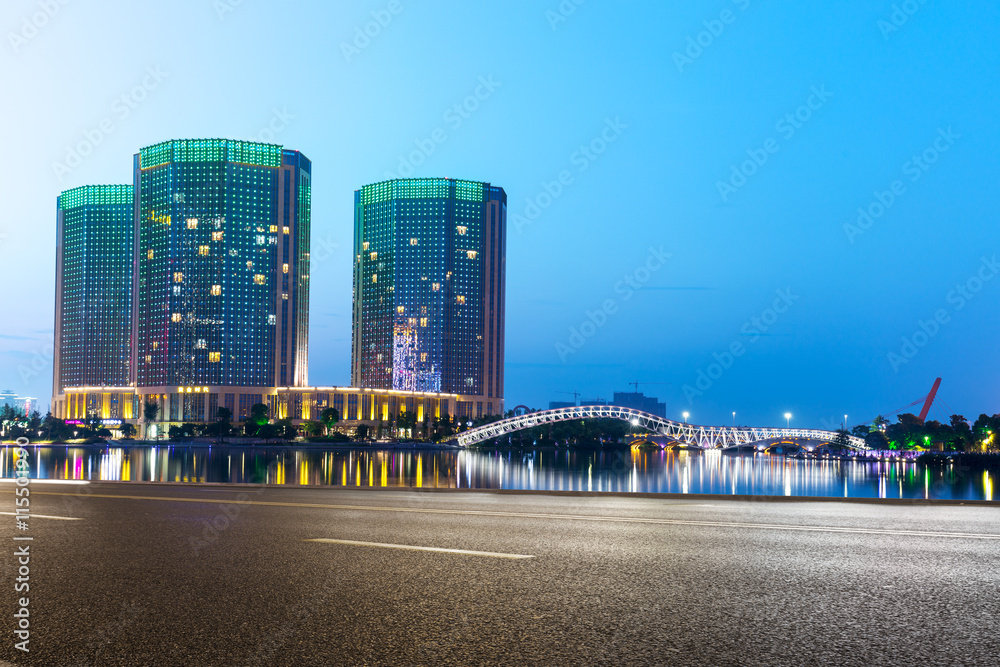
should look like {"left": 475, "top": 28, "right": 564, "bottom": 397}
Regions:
{"left": 844, "top": 414, "right": 848, "bottom": 430}
{"left": 682, "top": 411, "right": 689, "bottom": 424}
{"left": 784, "top": 413, "right": 792, "bottom": 429}
{"left": 732, "top": 412, "right": 736, "bottom": 427}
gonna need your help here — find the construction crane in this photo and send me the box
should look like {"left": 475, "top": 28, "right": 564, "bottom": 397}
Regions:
{"left": 555, "top": 391, "right": 581, "bottom": 405}
{"left": 626, "top": 381, "right": 669, "bottom": 393}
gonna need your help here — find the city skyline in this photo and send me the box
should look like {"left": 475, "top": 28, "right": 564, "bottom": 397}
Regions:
{"left": 3, "top": 1, "right": 998, "bottom": 429}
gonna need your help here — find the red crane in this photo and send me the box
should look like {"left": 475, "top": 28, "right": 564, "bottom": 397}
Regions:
{"left": 917, "top": 377, "right": 942, "bottom": 424}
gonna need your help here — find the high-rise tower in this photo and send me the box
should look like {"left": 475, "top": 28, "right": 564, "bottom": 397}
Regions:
{"left": 52, "top": 185, "right": 134, "bottom": 400}
{"left": 132, "top": 139, "right": 311, "bottom": 395}
{"left": 352, "top": 178, "right": 506, "bottom": 414}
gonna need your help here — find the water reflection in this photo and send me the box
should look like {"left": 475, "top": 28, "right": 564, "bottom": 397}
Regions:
{"left": 1, "top": 446, "right": 995, "bottom": 501}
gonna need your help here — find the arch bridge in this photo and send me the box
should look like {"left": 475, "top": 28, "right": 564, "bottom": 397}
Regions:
{"left": 456, "top": 405, "right": 869, "bottom": 450}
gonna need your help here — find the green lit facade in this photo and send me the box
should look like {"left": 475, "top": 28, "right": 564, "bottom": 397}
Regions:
{"left": 352, "top": 178, "right": 506, "bottom": 417}
{"left": 53, "top": 185, "right": 134, "bottom": 394}
{"left": 133, "top": 139, "right": 311, "bottom": 392}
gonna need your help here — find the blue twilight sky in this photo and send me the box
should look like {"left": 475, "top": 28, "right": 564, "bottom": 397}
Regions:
{"left": 1, "top": 0, "right": 998, "bottom": 429}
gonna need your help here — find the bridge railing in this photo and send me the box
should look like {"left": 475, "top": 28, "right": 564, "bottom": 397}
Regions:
{"left": 456, "top": 406, "right": 869, "bottom": 450}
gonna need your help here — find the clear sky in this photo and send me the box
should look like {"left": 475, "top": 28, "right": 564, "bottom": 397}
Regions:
{"left": 2, "top": 0, "right": 998, "bottom": 429}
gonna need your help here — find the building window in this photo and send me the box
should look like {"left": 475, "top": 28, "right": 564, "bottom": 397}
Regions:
{"left": 410, "top": 238, "right": 419, "bottom": 245}
{"left": 456, "top": 295, "right": 466, "bottom": 305}
{"left": 212, "top": 231, "right": 224, "bottom": 241}
{"left": 173, "top": 272, "right": 184, "bottom": 283}
{"left": 282, "top": 263, "right": 289, "bottom": 274}
{"left": 147, "top": 249, "right": 154, "bottom": 260}
{"left": 209, "top": 352, "right": 221, "bottom": 363}
{"left": 195, "top": 339, "right": 207, "bottom": 349}
{"left": 456, "top": 225, "right": 468, "bottom": 236}
{"left": 210, "top": 285, "right": 221, "bottom": 296}
{"left": 198, "top": 245, "right": 210, "bottom": 256}
{"left": 397, "top": 306, "right": 405, "bottom": 314}
{"left": 362, "top": 241, "right": 369, "bottom": 251}
{"left": 144, "top": 355, "right": 152, "bottom": 363}
{"left": 372, "top": 274, "right": 377, "bottom": 283}
{"left": 432, "top": 283, "right": 440, "bottom": 291}
{"left": 282, "top": 293, "right": 288, "bottom": 300}
{"left": 171, "top": 313, "right": 182, "bottom": 322}
{"left": 420, "top": 353, "right": 427, "bottom": 362}
{"left": 466, "top": 250, "right": 478, "bottom": 259}
{"left": 268, "top": 314, "right": 276, "bottom": 325}
{"left": 246, "top": 261, "right": 253, "bottom": 270}
{"left": 269, "top": 225, "right": 278, "bottom": 233}
{"left": 186, "top": 218, "right": 198, "bottom": 229}
{"left": 420, "top": 318, "right": 428, "bottom": 327}
{"left": 283, "top": 226, "right": 290, "bottom": 235}
{"left": 370, "top": 252, "right": 378, "bottom": 261}
{"left": 254, "top": 274, "right": 266, "bottom": 285}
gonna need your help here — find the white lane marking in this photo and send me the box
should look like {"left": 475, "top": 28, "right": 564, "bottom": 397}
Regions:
{"left": 306, "top": 538, "right": 535, "bottom": 559}
{"left": 0, "top": 511, "right": 83, "bottom": 521}
{"left": 15, "top": 491, "right": 1000, "bottom": 540}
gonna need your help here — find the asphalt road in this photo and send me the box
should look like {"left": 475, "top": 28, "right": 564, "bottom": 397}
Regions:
{"left": 0, "top": 483, "right": 998, "bottom": 666}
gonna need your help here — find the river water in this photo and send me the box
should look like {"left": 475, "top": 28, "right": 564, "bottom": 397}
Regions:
{"left": 2, "top": 445, "right": 995, "bottom": 501}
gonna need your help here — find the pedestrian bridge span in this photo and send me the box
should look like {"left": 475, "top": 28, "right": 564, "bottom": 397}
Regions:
{"left": 456, "top": 405, "right": 869, "bottom": 450}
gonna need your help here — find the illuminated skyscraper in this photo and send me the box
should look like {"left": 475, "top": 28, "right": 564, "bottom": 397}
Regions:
{"left": 52, "top": 185, "right": 134, "bottom": 398}
{"left": 352, "top": 178, "right": 506, "bottom": 417}
{"left": 132, "top": 139, "right": 311, "bottom": 417}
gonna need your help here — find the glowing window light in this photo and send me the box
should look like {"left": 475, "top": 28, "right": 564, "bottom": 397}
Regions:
{"left": 254, "top": 274, "right": 266, "bottom": 285}
{"left": 173, "top": 272, "right": 184, "bottom": 283}
{"left": 210, "top": 285, "right": 221, "bottom": 296}
{"left": 209, "top": 352, "right": 221, "bottom": 363}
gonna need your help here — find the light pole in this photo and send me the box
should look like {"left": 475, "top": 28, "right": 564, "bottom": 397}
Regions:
{"left": 843, "top": 414, "right": 848, "bottom": 430}
{"left": 682, "top": 411, "right": 689, "bottom": 424}
{"left": 784, "top": 413, "right": 792, "bottom": 429}
{"left": 732, "top": 412, "right": 736, "bottom": 427}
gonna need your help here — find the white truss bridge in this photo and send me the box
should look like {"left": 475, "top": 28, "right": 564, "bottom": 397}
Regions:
{"left": 456, "top": 405, "right": 869, "bottom": 450}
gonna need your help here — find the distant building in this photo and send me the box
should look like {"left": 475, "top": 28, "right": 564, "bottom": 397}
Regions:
{"left": 579, "top": 398, "right": 608, "bottom": 407}
{"left": 0, "top": 390, "right": 39, "bottom": 415}
{"left": 351, "top": 178, "right": 506, "bottom": 419}
{"left": 612, "top": 391, "right": 666, "bottom": 417}
{"left": 548, "top": 401, "right": 575, "bottom": 410}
